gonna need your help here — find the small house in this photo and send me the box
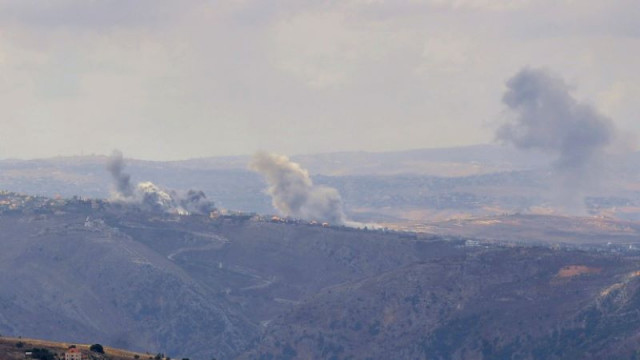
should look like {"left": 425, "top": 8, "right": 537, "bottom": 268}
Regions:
{"left": 65, "top": 348, "right": 82, "bottom": 360}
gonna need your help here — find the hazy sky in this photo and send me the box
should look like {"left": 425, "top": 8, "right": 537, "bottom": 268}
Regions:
{"left": 0, "top": 0, "right": 638, "bottom": 160}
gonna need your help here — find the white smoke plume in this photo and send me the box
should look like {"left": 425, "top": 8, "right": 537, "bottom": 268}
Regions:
{"left": 496, "top": 67, "right": 619, "bottom": 212}
{"left": 106, "top": 150, "right": 215, "bottom": 215}
{"left": 249, "top": 152, "right": 348, "bottom": 225}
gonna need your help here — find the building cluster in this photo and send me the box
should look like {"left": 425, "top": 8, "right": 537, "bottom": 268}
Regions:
{"left": 64, "top": 347, "right": 82, "bottom": 360}
{"left": 0, "top": 191, "right": 103, "bottom": 215}
{"left": 23, "top": 346, "right": 83, "bottom": 360}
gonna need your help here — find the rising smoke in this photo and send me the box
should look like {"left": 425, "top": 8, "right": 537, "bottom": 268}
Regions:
{"left": 249, "top": 152, "right": 347, "bottom": 225}
{"left": 106, "top": 150, "right": 134, "bottom": 198}
{"left": 496, "top": 67, "right": 617, "bottom": 212}
{"left": 106, "top": 150, "right": 215, "bottom": 215}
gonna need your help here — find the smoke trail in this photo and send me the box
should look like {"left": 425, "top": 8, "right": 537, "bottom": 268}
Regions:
{"left": 178, "top": 189, "right": 216, "bottom": 215}
{"left": 496, "top": 67, "right": 617, "bottom": 211}
{"left": 107, "top": 150, "right": 134, "bottom": 198}
{"left": 249, "top": 152, "right": 347, "bottom": 224}
{"left": 106, "top": 151, "right": 215, "bottom": 215}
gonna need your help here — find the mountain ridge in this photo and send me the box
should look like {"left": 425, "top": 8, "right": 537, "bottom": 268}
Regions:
{"left": 3, "top": 192, "right": 640, "bottom": 358}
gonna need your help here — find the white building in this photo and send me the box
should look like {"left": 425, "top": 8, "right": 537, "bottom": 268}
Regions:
{"left": 65, "top": 348, "right": 82, "bottom": 360}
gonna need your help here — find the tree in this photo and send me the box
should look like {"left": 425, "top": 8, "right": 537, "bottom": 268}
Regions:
{"left": 89, "top": 344, "right": 105, "bottom": 353}
{"left": 29, "top": 348, "right": 55, "bottom": 360}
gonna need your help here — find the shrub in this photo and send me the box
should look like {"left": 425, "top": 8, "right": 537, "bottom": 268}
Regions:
{"left": 90, "top": 344, "right": 105, "bottom": 353}
{"left": 29, "top": 348, "right": 55, "bottom": 360}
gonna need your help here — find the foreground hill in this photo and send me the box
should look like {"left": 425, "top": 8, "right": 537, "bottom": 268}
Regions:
{"left": 3, "top": 194, "right": 640, "bottom": 358}
{"left": 0, "top": 194, "right": 445, "bottom": 358}
{"left": 240, "top": 248, "right": 640, "bottom": 359}
{"left": 0, "top": 336, "right": 147, "bottom": 360}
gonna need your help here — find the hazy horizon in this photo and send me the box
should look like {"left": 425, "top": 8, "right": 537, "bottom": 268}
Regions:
{"left": 0, "top": 0, "right": 638, "bottom": 160}
{"left": 0, "top": 142, "right": 516, "bottom": 161}
{"left": 2, "top": 3, "right": 640, "bottom": 358}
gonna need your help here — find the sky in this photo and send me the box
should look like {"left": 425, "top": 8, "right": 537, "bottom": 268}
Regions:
{"left": 0, "top": 0, "right": 638, "bottom": 160}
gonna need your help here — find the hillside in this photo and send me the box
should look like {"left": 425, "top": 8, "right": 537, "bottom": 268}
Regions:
{"left": 0, "top": 336, "right": 148, "bottom": 360}
{"left": 397, "top": 213, "right": 640, "bottom": 248}
{"left": 3, "top": 193, "right": 640, "bottom": 358}
{"left": 0, "top": 194, "right": 447, "bottom": 358}
{"left": 239, "top": 248, "right": 640, "bottom": 359}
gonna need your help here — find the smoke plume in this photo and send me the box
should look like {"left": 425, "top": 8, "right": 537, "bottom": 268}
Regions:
{"left": 496, "top": 67, "right": 617, "bottom": 211}
{"left": 249, "top": 152, "right": 347, "bottom": 225}
{"left": 106, "top": 150, "right": 215, "bottom": 215}
{"left": 106, "top": 150, "right": 134, "bottom": 198}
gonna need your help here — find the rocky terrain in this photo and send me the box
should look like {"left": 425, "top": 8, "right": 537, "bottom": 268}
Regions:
{"left": 240, "top": 248, "right": 640, "bottom": 360}
{"left": 2, "top": 193, "right": 640, "bottom": 359}
{"left": 0, "top": 194, "right": 444, "bottom": 358}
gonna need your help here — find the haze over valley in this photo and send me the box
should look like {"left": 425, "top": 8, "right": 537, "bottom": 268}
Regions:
{"left": 1, "top": 1, "right": 640, "bottom": 359}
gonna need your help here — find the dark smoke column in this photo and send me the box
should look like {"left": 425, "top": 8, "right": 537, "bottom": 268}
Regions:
{"left": 496, "top": 67, "right": 617, "bottom": 212}
{"left": 107, "top": 149, "right": 134, "bottom": 198}
{"left": 249, "top": 152, "right": 347, "bottom": 225}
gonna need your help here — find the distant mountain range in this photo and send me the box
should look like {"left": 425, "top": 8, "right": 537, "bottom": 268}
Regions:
{"left": 1, "top": 144, "right": 639, "bottom": 222}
